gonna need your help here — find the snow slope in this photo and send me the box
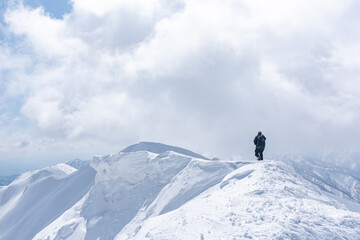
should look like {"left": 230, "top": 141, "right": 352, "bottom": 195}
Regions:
{"left": 35, "top": 149, "right": 207, "bottom": 240}
{"left": 66, "top": 158, "right": 91, "bottom": 170}
{"left": 121, "top": 142, "right": 209, "bottom": 160}
{"left": 1, "top": 142, "right": 360, "bottom": 240}
{"left": 0, "top": 164, "right": 96, "bottom": 240}
{"left": 282, "top": 155, "right": 360, "bottom": 204}
{"left": 116, "top": 161, "right": 360, "bottom": 239}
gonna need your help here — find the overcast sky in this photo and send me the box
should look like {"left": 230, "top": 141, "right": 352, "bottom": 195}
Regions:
{"left": 0, "top": 0, "right": 359, "bottom": 174}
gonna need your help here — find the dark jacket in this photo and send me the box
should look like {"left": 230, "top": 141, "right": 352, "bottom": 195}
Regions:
{"left": 254, "top": 134, "right": 266, "bottom": 150}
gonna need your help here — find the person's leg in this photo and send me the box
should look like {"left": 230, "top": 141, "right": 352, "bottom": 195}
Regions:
{"left": 255, "top": 149, "right": 261, "bottom": 160}
{"left": 260, "top": 150, "right": 263, "bottom": 160}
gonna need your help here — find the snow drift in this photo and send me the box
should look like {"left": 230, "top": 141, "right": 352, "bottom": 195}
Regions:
{"left": 0, "top": 164, "right": 96, "bottom": 240}
{"left": 0, "top": 142, "right": 359, "bottom": 240}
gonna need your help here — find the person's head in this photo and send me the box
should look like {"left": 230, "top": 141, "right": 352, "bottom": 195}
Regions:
{"left": 258, "top": 131, "right": 262, "bottom": 135}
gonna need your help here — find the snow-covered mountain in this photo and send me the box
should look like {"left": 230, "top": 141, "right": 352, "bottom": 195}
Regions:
{"left": 0, "top": 164, "right": 96, "bottom": 240}
{"left": 121, "top": 142, "right": 209, "bottom": 160}
{"left": 66, "top": 158, "right": 91, "bottom": 170}
{"left": 1, "top": 142, "right": 360, "bottom": 240}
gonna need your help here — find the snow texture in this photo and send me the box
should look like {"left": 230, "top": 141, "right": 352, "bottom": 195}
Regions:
{"left": 121, "top": 142, "right": 209, "bottom": 160}
{"left": 0, "top": 164, "right": 96, "bottom": 240}
{"left": 0, "top": 142, "right": 359, "bottom": 240}
{"left": 66, "top": 159, "right": 91, "bottom": 170}
{"left": 116, "top": 161, "right": 360, "bottom": 240}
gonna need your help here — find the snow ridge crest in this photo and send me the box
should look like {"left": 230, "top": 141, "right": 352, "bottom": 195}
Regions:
{"left": 121, "top": 141, "right": 209, "bottom": 160}
{"left": 1, "top": 143, "right": 360, "bottom": 240}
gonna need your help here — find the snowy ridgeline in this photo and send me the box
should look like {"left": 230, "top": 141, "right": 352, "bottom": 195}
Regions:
{"left": 0, "top": 142, "right": 360, "bottom": 240}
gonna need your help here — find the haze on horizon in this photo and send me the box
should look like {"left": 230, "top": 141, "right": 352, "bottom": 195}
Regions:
{"left": 0, "top": 0, "right": 359, "bottom": 175}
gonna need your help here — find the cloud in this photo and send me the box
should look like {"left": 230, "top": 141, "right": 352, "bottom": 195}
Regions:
{"left": 0, "top": 0, "right": 360, "bottom": 171}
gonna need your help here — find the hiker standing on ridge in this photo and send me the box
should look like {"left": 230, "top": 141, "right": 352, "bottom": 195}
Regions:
{"left": 254, "top": 131, "right": 266, "bottom": 160}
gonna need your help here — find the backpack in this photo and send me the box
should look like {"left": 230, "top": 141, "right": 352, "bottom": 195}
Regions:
{"left": 256, "top": 135, "right": 265, "bottom": 148}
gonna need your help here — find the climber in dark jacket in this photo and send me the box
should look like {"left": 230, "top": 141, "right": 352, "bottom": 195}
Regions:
{"left": 254, "top": 131, "right": 266, "bottom": 160}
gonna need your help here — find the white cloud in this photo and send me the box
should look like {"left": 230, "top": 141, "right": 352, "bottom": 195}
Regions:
{"left": 5, "top": 6, "right": 86, "bottom": 58}
{"left": 0, "top": 0, "right": 360, "bottom": 171}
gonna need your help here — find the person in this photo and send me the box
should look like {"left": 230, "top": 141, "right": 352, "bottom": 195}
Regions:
{"left": 254, "top": 131, "right": 266, "bottom": 160}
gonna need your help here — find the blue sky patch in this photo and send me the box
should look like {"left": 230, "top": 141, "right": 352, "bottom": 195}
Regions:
{"left": 24, "top": 0, "right": 73, "bottom": 19}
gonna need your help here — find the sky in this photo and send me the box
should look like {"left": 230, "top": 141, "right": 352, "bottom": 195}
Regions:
{"left": 0, "top": 0, "right": 359, "bottom": 175}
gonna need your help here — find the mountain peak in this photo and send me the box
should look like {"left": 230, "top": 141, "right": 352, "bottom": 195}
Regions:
{"left": 3, "top": 147, "right": 360, "bottom": 240}
{"left": 66, "top": 159, "right": 91, "bottom": 170}
{"left": 121, "top": 142, "right": 209, "bottom": 160}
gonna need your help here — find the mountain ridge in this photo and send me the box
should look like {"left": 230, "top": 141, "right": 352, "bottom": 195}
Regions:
{"left": 121, "top": 142, "right": 209, "bottom": 160}
{"left": 0, "top": 143, "right": 359, "bottom": 239}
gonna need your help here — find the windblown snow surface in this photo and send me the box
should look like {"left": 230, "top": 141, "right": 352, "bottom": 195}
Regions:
{"left": 0, "top": 142, "right": 359, "bottom": 240}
